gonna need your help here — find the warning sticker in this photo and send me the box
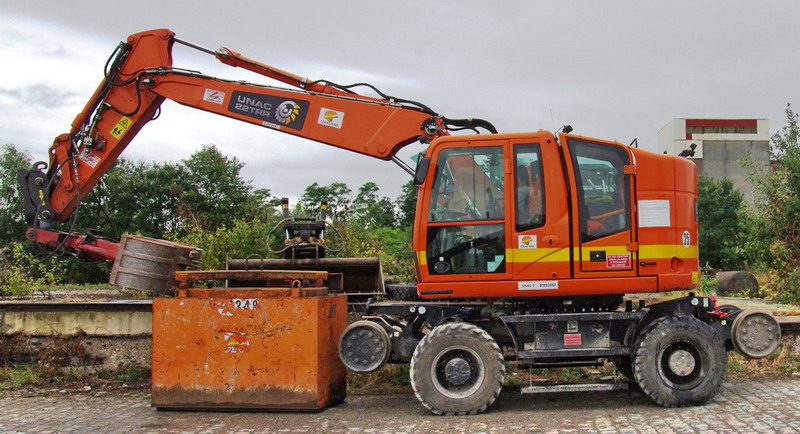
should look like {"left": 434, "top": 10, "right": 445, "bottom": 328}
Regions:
{"left": 109, "top": 116, "right": 132, "bottom": 139}
{"left": 519, "top": 280, "right": 558, "bottom": 290}
{"left": 203, "top": 89, "right": 226, "bottom": 105}
{"left": 78, "top": 151, "right": 100, "bottom": 168}
{"left": 518, "top": 235, "right": 537, "bottom": 249}
{"left": 564, "top": 334, "right": 582, "bottom": 346}
{"left": 606, "top": 254, "right": 631, "bottom": 268}
{"left": 638, "top": 200, "right": 671, "bottom": 227}
{"left": 318, "top": 108, "right": 344, "bottom": 129}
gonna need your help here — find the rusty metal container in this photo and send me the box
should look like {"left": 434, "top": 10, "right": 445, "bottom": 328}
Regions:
{"left": 151, "top": 272, "right": 347, "bottom": 411}
{"left": 110, "top": 235, "right": 202, "bottom": 295}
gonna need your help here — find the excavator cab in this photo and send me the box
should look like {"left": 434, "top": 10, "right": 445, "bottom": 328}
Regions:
{"left": 412, "top": 130, "right": 697, "bottom": 299}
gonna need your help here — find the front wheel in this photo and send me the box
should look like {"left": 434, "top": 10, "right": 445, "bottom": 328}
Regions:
{"left": 633, "top": 315, "right": 727, "bottom": 407}
{"left": 410, "top": 322, "right": 504, "bottom": 415}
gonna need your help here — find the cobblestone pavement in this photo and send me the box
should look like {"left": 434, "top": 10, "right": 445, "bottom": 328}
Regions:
{"left": 1, "top": 379, "right": 800, "bottom": 433}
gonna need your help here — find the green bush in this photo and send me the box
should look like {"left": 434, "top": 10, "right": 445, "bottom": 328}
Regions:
{"left": 0, "top": 242, "right": 60, "bottom": 297}
{"left": 747, "top": 104, "right": 800, "bottom": 303}
{"left": 697, "top": 176, "right": 747, "bottom": 270}
{"left": 174, "top": 218, "right": 277, "bottom": 271}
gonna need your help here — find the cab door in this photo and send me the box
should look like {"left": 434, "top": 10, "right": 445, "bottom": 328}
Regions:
{"left": 422, "top": 140, "right": 511, "bottom": 283}
{"left": 562, "top": 136, "right": 638, "bottom": 278}
{"left": 510, "top": 137, "right": 571, "bottom": 281}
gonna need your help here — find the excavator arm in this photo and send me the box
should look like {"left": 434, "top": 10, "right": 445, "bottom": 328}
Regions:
{"left": 18, "top": 29, "right": 496, "bottom": 259}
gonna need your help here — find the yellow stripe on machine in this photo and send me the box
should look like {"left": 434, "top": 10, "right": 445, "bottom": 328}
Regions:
{"left": 417, "top": 244, "right": 696, "bottom": 267}
{"left": 640, "top": 244, "right": 698, "bottom": 260}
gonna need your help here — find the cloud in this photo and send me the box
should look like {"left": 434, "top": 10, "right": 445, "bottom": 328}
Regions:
{"left": 0, "top": 84, "right": 78, "bottom": 108}
{"left": 1, "top": 0, "right": 798, "bottom": 201}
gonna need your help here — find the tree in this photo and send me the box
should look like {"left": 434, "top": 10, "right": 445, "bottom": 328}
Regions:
{"left": 78, "top": 159, "right": 185, "bottom": 239}
{"left": 697, "top": 176, "right": 746, "bottom": 270}
{"left": 178, "top": 145, "right": 264, "bottom": 231}
{"left": 352, "top": 182, "right": 396, "bottom": 229}
{"left": 396, "top": 180, "right": 418, "bottom": 227}
{"left": 749, "top": 103, "right": 800, "bottom": 302}
{"left": 299, "top": 182, "right": 352, "bottom": 222}
{"left": 0, "top": 144, "right": 32, "bottom": 243}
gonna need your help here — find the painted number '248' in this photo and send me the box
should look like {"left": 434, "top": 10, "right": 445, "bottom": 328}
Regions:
{"left": 232, "top": 298, "right": 259, "bottom": 310}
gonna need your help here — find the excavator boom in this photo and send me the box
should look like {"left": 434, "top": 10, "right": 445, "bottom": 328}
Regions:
{"left": 19, "top": 29, "right": 494, "bottom": 227}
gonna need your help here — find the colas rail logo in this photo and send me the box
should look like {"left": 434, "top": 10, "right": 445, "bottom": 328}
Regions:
{"left": 323, "top": 110, "right": 338, "bottom": 122}
{"left": 275, "top": 101, "right": 301, "bottom": 124}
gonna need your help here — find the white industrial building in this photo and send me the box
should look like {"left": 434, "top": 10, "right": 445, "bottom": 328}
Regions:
{"left": 658, "top": 118, "right": 770, "bottom": 203}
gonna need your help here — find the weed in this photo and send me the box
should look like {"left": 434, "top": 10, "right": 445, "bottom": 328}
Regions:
{"left": 347, "top": 364, "right": 410, "bottom": 394}
{"left": 728, "top": 356, "right": 745, "bottom": 374}
{"left": 726, "top": 344, "right": 800, "bottom": 379}
{"left": 0, "top": 366, "right": 43, "bottom": 389}
{"left": 0, "top": 242, "right": 60, "bottom": 298}
{"left": 697, "top": 275, "right": 719, "bottom": 296}
{"left": 113, "top": 356, "right": 149, "bottom": 383}
{"left": 0, "top": 334, "right": 29, "bottom": 366}
{"left": 36, "top": 336, "right": 99, "bottom": 376}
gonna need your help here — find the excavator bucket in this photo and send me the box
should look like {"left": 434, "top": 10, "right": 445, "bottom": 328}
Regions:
{"left": 225, "top": 257, "right": 385, "bottom": 302}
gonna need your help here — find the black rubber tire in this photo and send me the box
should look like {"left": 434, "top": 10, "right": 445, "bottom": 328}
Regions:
{"left": 611, "top": 356, "right": 634, "bottom": 380}
{"left": 385, "top": 283, "right": 419, "bottom": 301}
{"left": 410, "top": 322, "right": 505, "bottom": 415}
{"left": 633, "top": 315, "right": 727, "bottom": 407}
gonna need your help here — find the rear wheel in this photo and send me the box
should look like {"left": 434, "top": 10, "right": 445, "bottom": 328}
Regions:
{"left": 410, "top": 322, "right": 504, "bottom": 415}
{"left": 633, "top": 315, "right": 727, "bottom": 407}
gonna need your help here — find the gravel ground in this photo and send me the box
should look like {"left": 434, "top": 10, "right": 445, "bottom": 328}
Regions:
{"left": 1, "top": 379, "right": 800, "bottom": 433}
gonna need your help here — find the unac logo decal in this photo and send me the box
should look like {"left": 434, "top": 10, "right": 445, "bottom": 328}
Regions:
{"left": 275, "top": 101, "right": 301, "bottom": 124}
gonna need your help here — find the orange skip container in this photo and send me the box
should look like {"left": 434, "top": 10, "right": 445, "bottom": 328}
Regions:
{"left": 151, "top": 283, "right": 347, "bottom": 411}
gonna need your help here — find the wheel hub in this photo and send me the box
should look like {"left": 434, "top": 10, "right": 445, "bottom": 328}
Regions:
{"left": 731, "top": 310, "right": 781, "bottom": 359}
{"left": 444, "top": 358, "right": 472, "bottom": 385}
{"left": 659, "top": 341, "right": 704, "bottom": 389}
{"left": 431, "top": 345, "right": 485, "bottom": 399}
{"left": 338, "top": 321, "right": 391, "bottom": 373}
{"left": 667, "top": 349, "right": 696, "bottom": 376}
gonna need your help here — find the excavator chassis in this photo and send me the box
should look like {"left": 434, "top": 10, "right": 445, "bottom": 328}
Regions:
{"left": 340, "top": 294, "right": 781, "bottom": 415}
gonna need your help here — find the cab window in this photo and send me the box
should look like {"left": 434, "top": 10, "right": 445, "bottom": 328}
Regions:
{"left": 428, "top": 147, "right": 504, "bottom": 222}
{"left": 569, "top": 139, "right": 631, "bottom": 242}
{"left": 426, "top": 146, "right": 505, "bottom": 275}
{"left": 514, "top": 144, "right": 545, "bottom": 231}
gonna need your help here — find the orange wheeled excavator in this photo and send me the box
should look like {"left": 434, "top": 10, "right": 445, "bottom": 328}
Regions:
{"left": 17, "top": 29, "right": 780, "bottom": 415}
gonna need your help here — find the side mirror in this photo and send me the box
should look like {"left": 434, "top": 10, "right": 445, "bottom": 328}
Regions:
{"left": 414, "top": 157, "right": 431, "bottom": 186}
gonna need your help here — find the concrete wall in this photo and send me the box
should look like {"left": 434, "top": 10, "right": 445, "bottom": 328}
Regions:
{"left": 0, "top": 310, "right": 151, "bottom": 336}
{"left": 700, "top": 140, "right": 769, "bottom": 203}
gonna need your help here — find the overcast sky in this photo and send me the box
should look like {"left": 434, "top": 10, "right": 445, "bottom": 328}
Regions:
{"left": 1, "top": 1, "right": 798, "bottom": 202}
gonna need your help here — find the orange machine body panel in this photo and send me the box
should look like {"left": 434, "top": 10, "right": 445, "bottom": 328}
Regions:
{"left": 413, "top": 131, "right": 699, "bottom": 299}
{"left": 151, "top": 290, "right": 347, "bottom": 411}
